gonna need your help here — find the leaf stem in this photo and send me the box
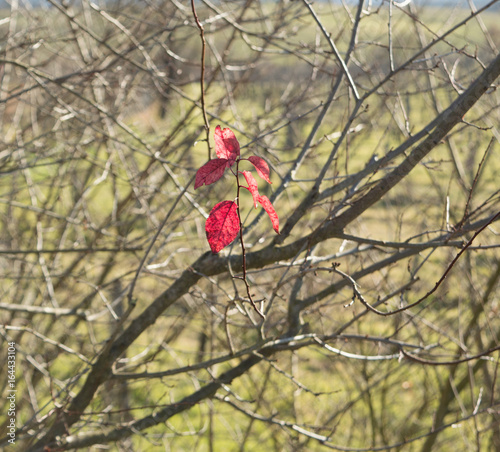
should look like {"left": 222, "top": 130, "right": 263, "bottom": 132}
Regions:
{"left": 235, "top": 160, "right": 265, "bottom": 319}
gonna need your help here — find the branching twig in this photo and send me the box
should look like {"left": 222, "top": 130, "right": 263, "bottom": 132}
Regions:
{"left": 334, "top": 211, "right": 500, "bottom": 316}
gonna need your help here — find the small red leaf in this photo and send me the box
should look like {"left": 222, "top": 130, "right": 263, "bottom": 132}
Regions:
{"left": 205, "top": 200, "right": 240, "bottom": 253}
{"left": 241, "top": 170, "right": 260, "bottom": 208}
{"left": 248, "top": 156, "right": 271, "bottom": 184}
{"left": 214, "top": 125, "right": 240, "bottom": 166}
{"left": 257, "top": 195, "right": 279, "bottom": 234}
{"left": 195, "top": 158, "right": 228, "bottom": 189}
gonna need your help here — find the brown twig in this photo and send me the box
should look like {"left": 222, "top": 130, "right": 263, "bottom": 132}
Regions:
{"left": 401, "top": 344, "right": 500, "bottom": 366}
{"left": 457, "top": 136, "right": 494, "bottom": 229}
{"left": 336, "top": 210, "right": 500, "bottom": 316}
{"left": 191, "top": 0, "right": 211, "bottom": 160}
{"left": 0, "top": 247, "right": 142, "bottom": 254}
{"left": 235, "top": 162, "right": 265, "bottom": 319}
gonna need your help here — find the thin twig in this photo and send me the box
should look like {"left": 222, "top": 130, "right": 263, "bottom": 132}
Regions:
{"left": 127, "top": 174, "right": 196, "bottom": 306}
{"left": 191, "top": 0, "right": 211, "bottom": 159}
{"left": 302, "top": 0, "right": 360, "bottom": 100}
{"left": 235, "top": 162, "right": 265, "bottom": 319}
{"left": 401, "top": 345, "right": 500, "bottom": 366}
{"left": 336, "top": 211, "right": 500, "bottom": 316}
{"left": 0, "top": 247, "right": 141, "bottom": 255}
{"left": 457, "top": 136, "right": 494, "bottom": 229}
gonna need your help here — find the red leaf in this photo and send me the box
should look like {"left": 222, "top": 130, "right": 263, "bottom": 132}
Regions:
{"left": 195, "top": 158, "right": 228, "bottom": 189}
{"left": 248, "top": 156, "right": 271, "bottom": 184}
{"left": 214, "top": 125, "right": 240, "bottom": 166}
{"left": 205, "top": 200, "right": 240, "bottom": 253}
{"left": 241, "top": 170, "right": 260, "bottom": 208}
{"left": 257, "top": 195, "right": 279, "bottom": 234}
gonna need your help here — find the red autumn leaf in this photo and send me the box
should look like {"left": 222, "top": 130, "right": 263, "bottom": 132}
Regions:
{"left": 195, "top": 158, "right": 228, "bottom": 189}
{"left": 257, "top": 195, "right": 279, "bottom": 234}
{"left": 241, "top": 170, "right": 260, "bottom": 208}
{"left": 248, "top": 155, "right": 271, "bottom": 184}
{"left": 214, "top": 125, "right": 240, "bottom": 166}
{"left": 205, "top": 200, "right": 240, "bottom": 253}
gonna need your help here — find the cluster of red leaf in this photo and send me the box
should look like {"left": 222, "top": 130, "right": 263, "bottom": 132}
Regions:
{"left": 195, "top": 125, "right": 279, "bottom": 253}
